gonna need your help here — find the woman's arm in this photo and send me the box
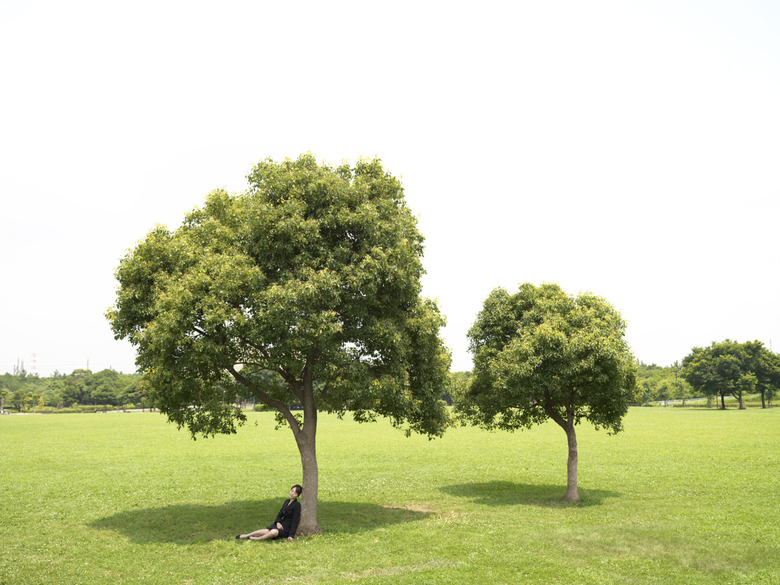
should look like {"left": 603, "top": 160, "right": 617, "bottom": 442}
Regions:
{"left": 287, "top": 501, "right": 301, "bottom": 540}
{"left": 273, "top": 501, "right": 286, "bottom": 527}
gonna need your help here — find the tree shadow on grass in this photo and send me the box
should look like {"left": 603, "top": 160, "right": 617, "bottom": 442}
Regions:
{"left": 90, "top": 499, "right": 431, "bottom": 544}
{"left": 440, "top": 481, "right": 620, "bottom": 508}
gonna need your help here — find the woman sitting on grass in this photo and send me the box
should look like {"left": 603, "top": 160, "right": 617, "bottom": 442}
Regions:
{"left": 237, "top": 485, "right": 302, "bottom": 542}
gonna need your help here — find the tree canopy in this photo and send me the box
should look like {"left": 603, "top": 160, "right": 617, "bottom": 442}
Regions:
{"left": 681, "top": 340, "right": 780, "bottom": 409}
{"left": 107, "top": 154, "right": 451, "bottom": 534}
{"left": 456, "top": 282, "right": 636, "bottom": 502}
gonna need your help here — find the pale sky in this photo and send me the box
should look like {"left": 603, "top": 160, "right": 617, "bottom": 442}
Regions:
{"left": 2, "top": 0, "right": 779, "bottom": 376}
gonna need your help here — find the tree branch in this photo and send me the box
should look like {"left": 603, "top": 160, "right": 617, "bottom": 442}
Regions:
{"left": 234, "top": 335, "right": 304, "bottom": 401}
{"left": 543, "top": 389, "right": 568, "bottom": 429}
{"left": 226, "top": 365, "right": 301, "bottom": 435}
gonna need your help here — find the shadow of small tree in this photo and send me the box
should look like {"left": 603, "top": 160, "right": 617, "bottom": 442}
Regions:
{"left": 440, "top": 481, "right": 620, "bottom": 508}
{"left": 90, "top": 499, "right": 431, "bottom": 544}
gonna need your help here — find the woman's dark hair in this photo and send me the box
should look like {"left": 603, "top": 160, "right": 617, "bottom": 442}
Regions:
{"left": 291, "top": 484, "right": 303, "bottom": 497}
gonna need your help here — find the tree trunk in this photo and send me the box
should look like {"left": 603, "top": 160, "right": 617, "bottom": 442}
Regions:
{"left": 295, "top": 430, "right": 322, "bottom": 535}
{"left": 720, "top": 393, "right": 726, "bottom": 409}
{"left": 295, "top": 370, "right": 323, "bottom": 535}
{"left": 760, "top": 390, "right": 766, "bottom": 409}
{"left": 230, "top": 364, "right": 323, "bottom": 535}
{"left": 564, "top": 423, "right": 579, "bottom": 502}
{"left": 544, "top": 391, "right": 579, "bottom": 503}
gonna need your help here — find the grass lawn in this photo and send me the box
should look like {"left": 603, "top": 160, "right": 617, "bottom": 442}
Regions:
{"left": 1, "top": 407, "right": 778, "bottom": 584}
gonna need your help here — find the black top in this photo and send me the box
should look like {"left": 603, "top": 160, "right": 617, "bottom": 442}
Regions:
{"left": 273, "top": 498, "right": 301, "bottom": 538}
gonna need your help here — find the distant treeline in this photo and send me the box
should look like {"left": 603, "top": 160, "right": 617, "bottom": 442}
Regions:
{"left": 626, "top": 360, "right": 775, "bottom": 408}
{"left": 451, "top": 366, "right": 702, "bottom": 407}
{"left": 1, "top": 369, "right": 147, "bottom": 412}
{"left": 634, "top": 363, "right": 694, "bottom": 405}
{"left": 2, "top": 360, "right": 774, "bottom": 414}
{"left": 452, "top": 363, "right": 774, "bottom": 408}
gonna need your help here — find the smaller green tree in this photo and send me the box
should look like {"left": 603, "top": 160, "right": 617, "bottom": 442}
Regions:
{"left": 456, "top": 283, "right": 636, "bottom": 502}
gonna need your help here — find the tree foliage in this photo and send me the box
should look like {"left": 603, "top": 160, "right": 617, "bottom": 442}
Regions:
{"left": 0, "top": 369, "right": 144, "bottom": 411}
{"left": 456, "top": 283, "right": 636, "bottom": 501}
{"left": 107, "top": 154, "right": 451, "bottom": 533}
{"left": 634, "top": 363, "right": 693, "bottom": 405}
{"left": 681, "top": 340, "right": 780, "bottom": 409}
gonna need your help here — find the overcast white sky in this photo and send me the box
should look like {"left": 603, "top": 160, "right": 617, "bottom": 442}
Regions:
{"left": 2, "top": 0, "right": 779, "bottom": 376}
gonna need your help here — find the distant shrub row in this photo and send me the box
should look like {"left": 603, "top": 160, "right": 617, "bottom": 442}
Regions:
{"left": 3, "top": 404, "right": 151, "bottom": 414}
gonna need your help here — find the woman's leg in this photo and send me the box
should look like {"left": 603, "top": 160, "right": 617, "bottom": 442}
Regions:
{"left": 239, "top": 528, "right": 272, "bottom": 539}
{"left": 249, "top": 529, "right": 279, "bottom": 541}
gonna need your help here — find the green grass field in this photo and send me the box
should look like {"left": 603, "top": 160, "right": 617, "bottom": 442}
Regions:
{"left": 1, "top": 408, "right": 778, "bottom": 584}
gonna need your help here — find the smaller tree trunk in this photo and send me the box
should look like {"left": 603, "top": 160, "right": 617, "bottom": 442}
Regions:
{"left": 564, "top": 424, "right": 579, "bottom": 502}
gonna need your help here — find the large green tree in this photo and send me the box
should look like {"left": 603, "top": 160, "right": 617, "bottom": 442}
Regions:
{"left": 107, "top": 154, "right": 451, "bottom": 534}
{"left": 456, "top": 283, "right": 636, "bottom": 502}
{"left": 681, "top": 340, "right": 779, "bottom": 409}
